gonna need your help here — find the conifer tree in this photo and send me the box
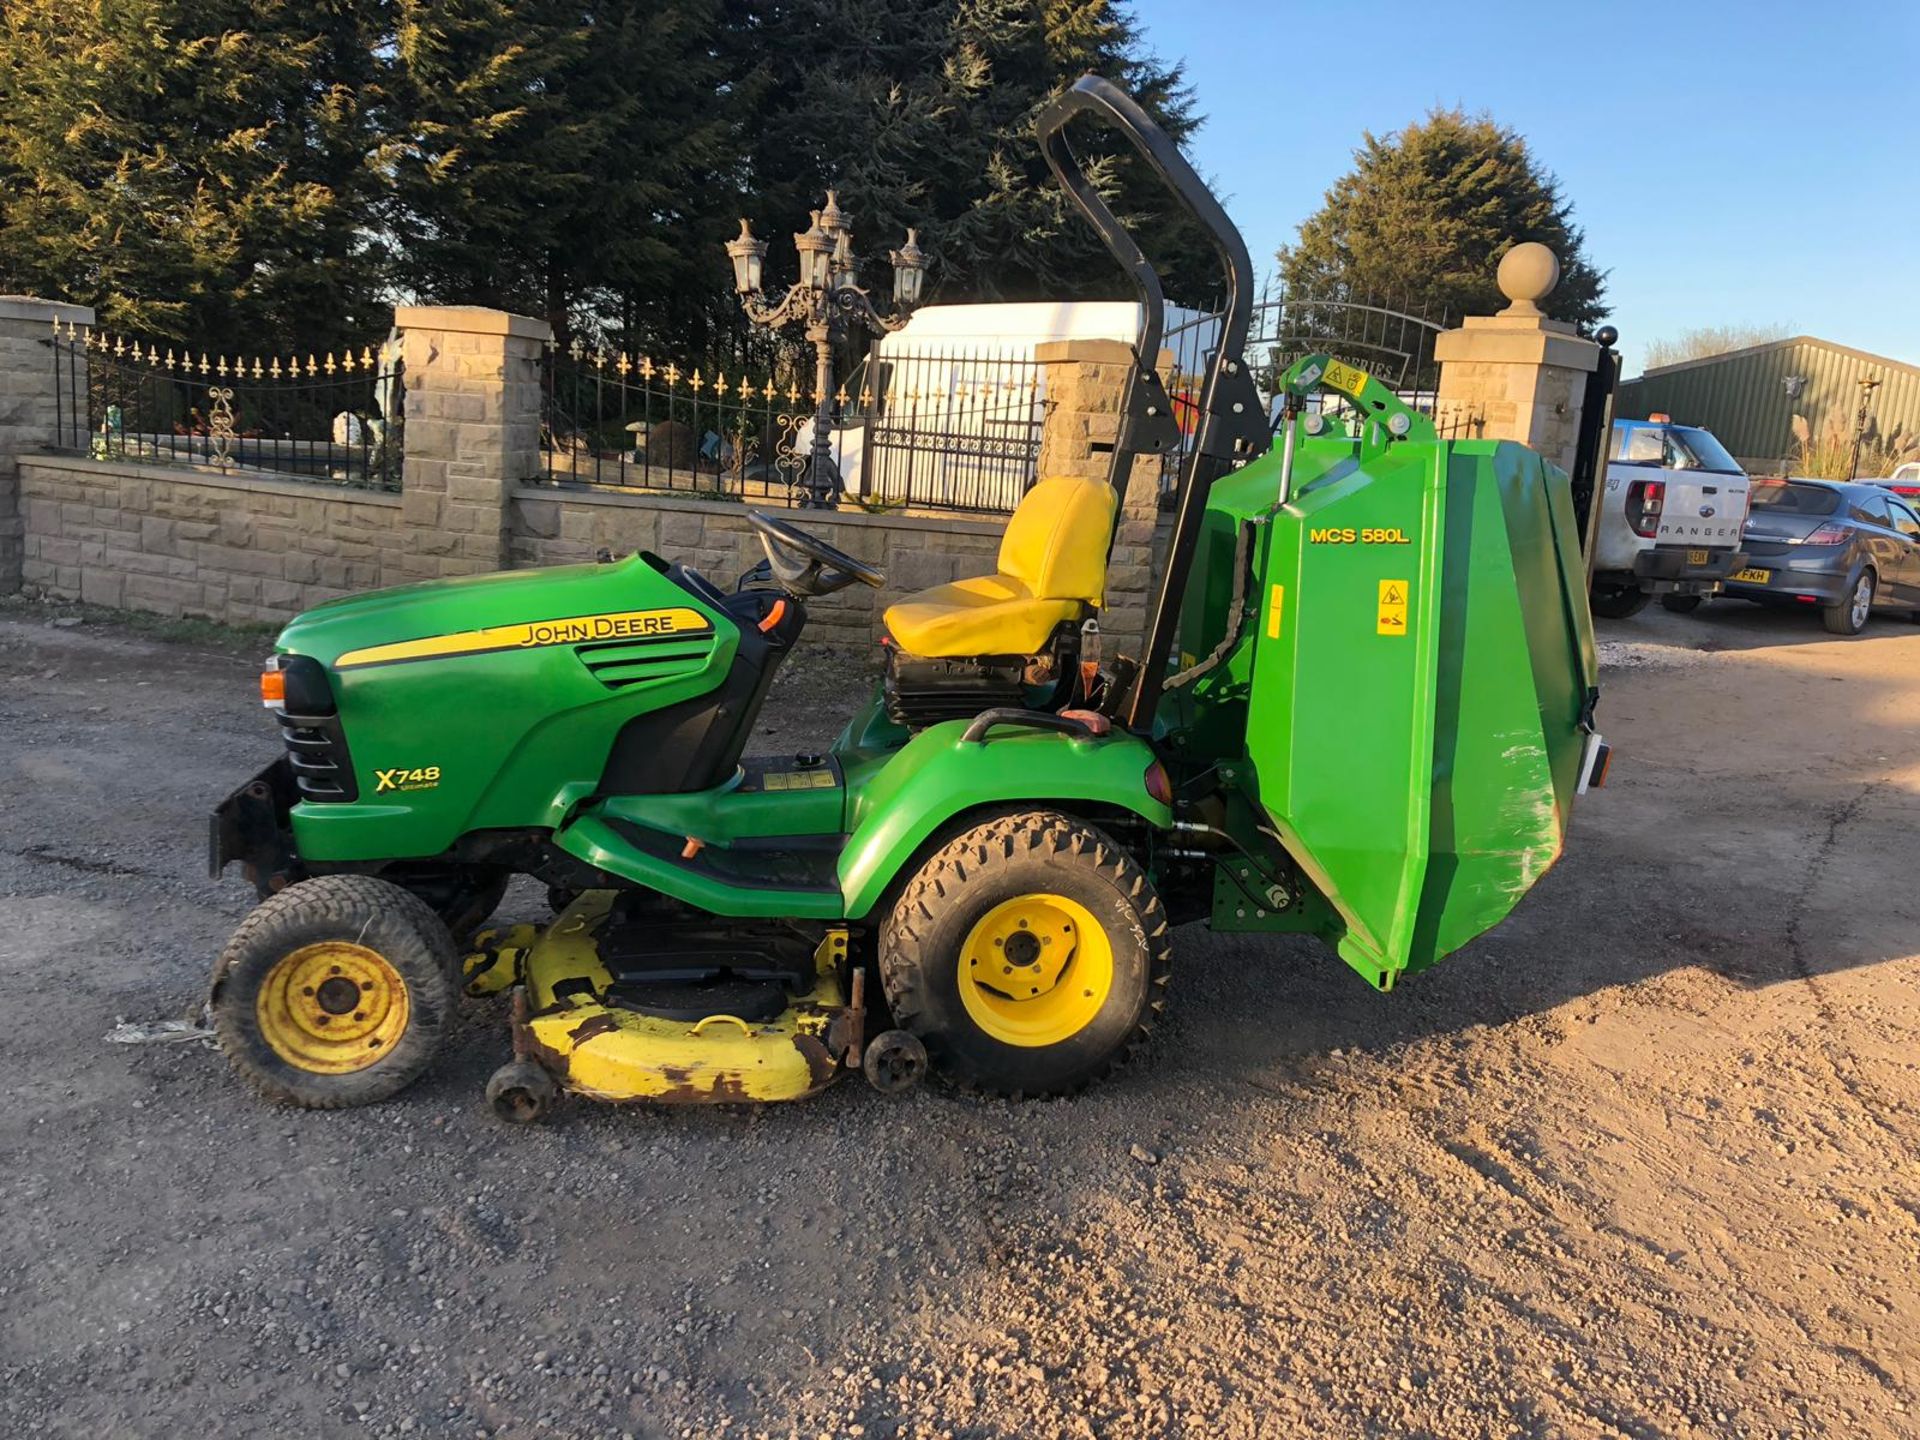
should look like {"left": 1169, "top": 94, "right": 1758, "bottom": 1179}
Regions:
{"left": 0, "top": 0, "right": 391, "bottom": 349}
{"left": 1278, "top": 108, "right": 1607, "bottom": 328}
{"left": 388, "top": 0, "right": 731, "bottom": 351}
{"left": 0, "top": 0, "right": 1219, "bottom": 351}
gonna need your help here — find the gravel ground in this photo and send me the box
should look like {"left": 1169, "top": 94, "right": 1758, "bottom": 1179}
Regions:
{"left": 2, "top": 594, "right": 1917, "bottom": 1439}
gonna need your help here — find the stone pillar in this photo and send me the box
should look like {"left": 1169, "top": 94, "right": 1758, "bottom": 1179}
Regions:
{"left": 1433, "top": 243, "right": 1600, "bottom": 475}
{"left": 393, "top": 306, "right": 551, "bottom": 580}
{"left": 1034, "top": 337, "right": 1171, "bottom": 655}
{"left": 0, "top": 296, "right": 95, "bottom": 594}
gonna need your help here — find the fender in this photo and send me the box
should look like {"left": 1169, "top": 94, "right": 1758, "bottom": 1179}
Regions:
{"left": 836, "top": 721, "right": 1171, "bottom": 919}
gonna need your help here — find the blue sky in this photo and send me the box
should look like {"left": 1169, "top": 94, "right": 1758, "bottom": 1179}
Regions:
{"left": 1128, "top": 0, "right": 1920, "bottom": 374}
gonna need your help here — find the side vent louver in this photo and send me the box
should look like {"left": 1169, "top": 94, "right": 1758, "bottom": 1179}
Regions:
{"left": 277, "top": 711, "right": 357, "bottom": 802}
{"left": 576, "top": 637, "right": 715, "bottom": 691}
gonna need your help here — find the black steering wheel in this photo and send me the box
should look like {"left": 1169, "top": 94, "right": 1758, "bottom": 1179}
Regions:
{"left": 746, "top": 512, "right": 886, "bottom": 597}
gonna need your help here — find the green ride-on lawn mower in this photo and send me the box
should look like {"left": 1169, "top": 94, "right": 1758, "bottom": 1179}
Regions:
{"left": 206, "top": 77, "right": 1608, "bottom": 1120}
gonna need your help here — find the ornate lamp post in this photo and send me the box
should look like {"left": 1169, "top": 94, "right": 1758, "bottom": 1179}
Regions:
{"left": 1782, "top": 374, "right": 1806, "bottom": 475}
{"left": 726, "top": 193, "right": 927, "bottom": 508}
{"left": 1846, "top": 374, "right": 1882, "bottom": 480}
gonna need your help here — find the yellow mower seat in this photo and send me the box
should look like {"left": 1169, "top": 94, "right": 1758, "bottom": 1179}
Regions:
{"left": 883, "top": 476, "right": 1118, "bottom": 656}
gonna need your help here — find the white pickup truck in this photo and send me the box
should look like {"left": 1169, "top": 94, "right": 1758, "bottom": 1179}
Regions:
{"left": 1590, "top": 416, "right": 1753, "bottom": 618}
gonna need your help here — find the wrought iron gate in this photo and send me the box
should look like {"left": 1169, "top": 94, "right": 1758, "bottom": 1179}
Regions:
{"left": 1160, "top": 288, "right": 1461, "bottom": 488}
{"left": 855, "top": 348, "right": 1046, "bottom": 513}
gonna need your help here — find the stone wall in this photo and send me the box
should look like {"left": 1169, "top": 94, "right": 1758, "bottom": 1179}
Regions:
{"left": 17, "top": 455, "right": 404, "bottom": 624}
{"left": 14, "top": 453, "right": 1171, "bottom": 656}
{"left": 1, "top": 296, "right": 95, "bottom": 596}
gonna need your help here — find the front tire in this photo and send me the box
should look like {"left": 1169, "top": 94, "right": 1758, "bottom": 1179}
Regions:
{"left": 1823, "top": 569, "right": 1875, "bottom": 635}
{"left": 1589, "top": 583, "right": 1651, "bottom": 619}
{"left": 211, "top": 875, "right": 460, "bottom": 1108}
{"left": 880, "top": 812, "right": 1170, "bottom": 1097}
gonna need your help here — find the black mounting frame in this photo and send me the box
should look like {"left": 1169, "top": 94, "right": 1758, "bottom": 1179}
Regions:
{"left": 1033, "top": 75, "right": 1263, "bottom": 733}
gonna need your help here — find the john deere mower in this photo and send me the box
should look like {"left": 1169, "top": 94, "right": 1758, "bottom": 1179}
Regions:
{"left": 206, "top": 77, "right": 1607, "bottom": 1119}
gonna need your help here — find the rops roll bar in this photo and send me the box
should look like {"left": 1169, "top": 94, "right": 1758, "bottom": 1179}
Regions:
{"left": 1033, "top": 75, "right": 1268, "bottom": 731}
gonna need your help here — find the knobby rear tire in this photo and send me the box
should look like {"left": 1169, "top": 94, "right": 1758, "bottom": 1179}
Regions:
{"left": 880, "top": 811, "right": 1170, "bottom": 1098}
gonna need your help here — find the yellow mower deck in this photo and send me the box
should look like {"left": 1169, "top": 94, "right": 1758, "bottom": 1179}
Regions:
{"left": 466, "top": 893, "right": 860, "bottom": 1106}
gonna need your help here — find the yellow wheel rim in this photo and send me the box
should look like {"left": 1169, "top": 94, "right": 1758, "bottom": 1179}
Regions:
{"left": 256, "top": 941, "right": 410, "bottom": 1074}
{"left": 958, "top": 892, "right": 1114, "bottom": 1048}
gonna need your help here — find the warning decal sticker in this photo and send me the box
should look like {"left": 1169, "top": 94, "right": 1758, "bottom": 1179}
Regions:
{"left": 1377, "top": 579, "right": 1409, "bottom": 636}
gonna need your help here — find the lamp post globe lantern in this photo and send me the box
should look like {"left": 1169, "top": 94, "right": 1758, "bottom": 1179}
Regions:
{"left": 890, "top": 229, "right": 927, "bottom": 308}
{"left": 793, "top": 212, "right": 832, "bottom": 292}
{"left": 725, "top": 219, "right": 767, "bottom": 296}
{"left": 724, "top": 194, "right": 927, "bottom": 509}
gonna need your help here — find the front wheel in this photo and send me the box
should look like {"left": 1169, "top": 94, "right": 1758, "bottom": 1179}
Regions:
{"left": 1823, "top": 569, "right": 1875, "bottom": 635}
{"left": 211, "top": 875, "right": 460, "bottom": 1108}
{"left": 1589, "top": 583, "right": 1651, "bottom": 619}
{"left": 879, "top": 812, "right": 1170, "bottom": 1097}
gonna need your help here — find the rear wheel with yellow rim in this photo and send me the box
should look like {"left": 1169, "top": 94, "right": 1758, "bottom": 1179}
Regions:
{"left": 881, "top": 811, "right": 1169, "bottom": 1097}
{"left": 211, "top": 875, "right": 459, "bottom": 1108}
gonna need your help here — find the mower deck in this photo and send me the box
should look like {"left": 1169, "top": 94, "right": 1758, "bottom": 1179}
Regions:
{"left": 469, "top": 893, "right": 862, "bottom": 1108}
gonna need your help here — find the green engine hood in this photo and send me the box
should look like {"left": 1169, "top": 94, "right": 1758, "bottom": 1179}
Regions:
{"left": 277, "top": 558, "right": 677, "bottom": 665}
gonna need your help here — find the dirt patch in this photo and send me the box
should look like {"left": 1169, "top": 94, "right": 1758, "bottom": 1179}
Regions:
{"left": 0, "top": 596, "right": 1916, "bottom": 1438}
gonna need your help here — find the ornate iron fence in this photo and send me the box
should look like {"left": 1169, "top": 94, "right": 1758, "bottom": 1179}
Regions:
{"left": 535, "top": 341, "right": 1045, "bottom": 514}
{"left": 537, "top": 342, "right": 824, "bottom": 504}
{"left": 47, "top": 323, "right": 404, "bottom": 490}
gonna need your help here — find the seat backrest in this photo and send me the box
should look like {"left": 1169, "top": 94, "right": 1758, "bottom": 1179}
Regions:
{"left": 997, "top": 476, "right": 1119, "bottom": 603}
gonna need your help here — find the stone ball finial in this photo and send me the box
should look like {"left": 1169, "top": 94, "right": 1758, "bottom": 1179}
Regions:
{"left": 1496, "top": 242, "right": 1560, "bottom": 317}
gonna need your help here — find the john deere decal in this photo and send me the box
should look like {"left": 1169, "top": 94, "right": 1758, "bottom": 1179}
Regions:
{"left": 334, "top": 608, "right": 712, "bottom": 670}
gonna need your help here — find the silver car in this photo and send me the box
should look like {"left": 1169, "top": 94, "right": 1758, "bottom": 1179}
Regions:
{"left": 1697, "top": 478, "right": 1920, "bottom": 635}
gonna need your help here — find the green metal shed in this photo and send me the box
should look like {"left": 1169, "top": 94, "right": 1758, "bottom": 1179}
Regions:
{"left": 1614, "top": 336, "right": 1920, "bottom": 474}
